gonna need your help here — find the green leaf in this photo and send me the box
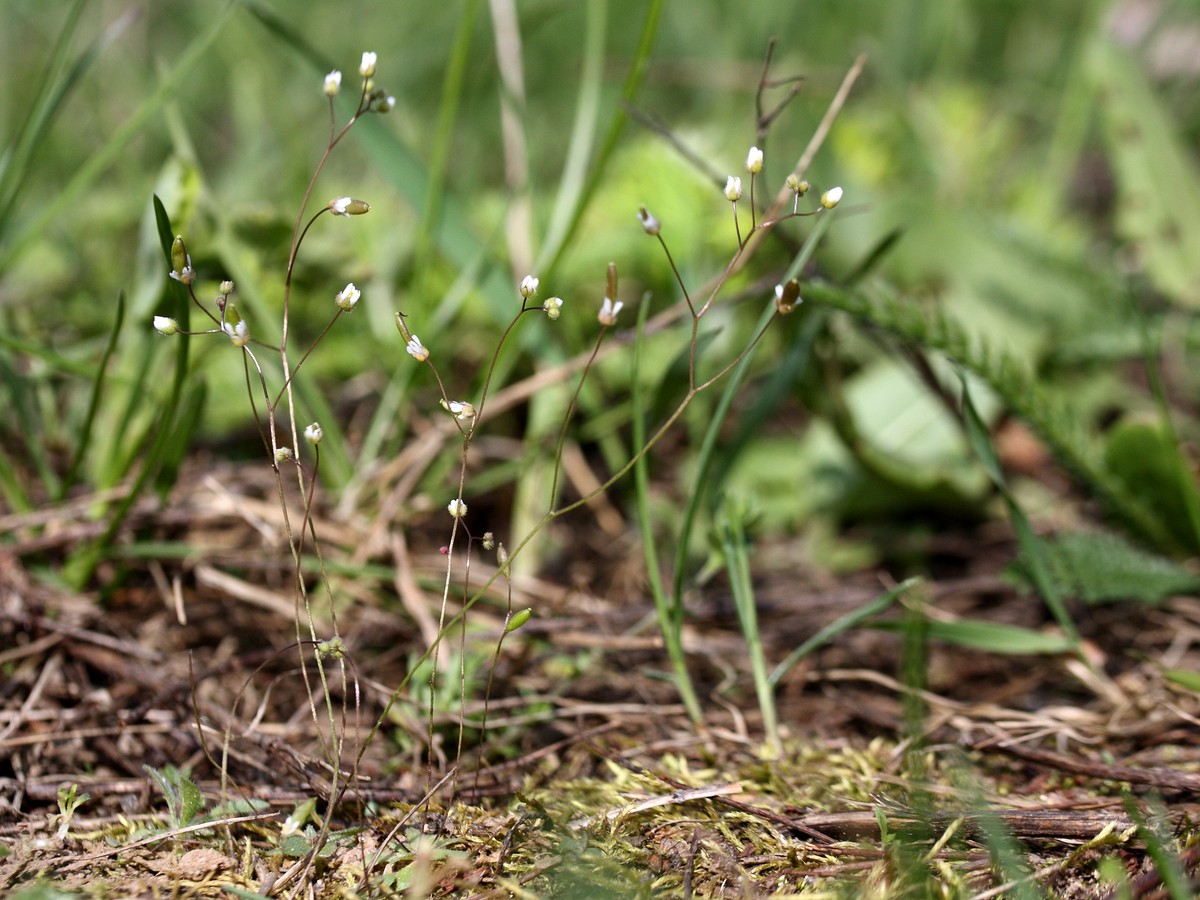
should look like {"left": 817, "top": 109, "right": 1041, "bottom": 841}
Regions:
{"left": 142, "top": 764, "right": 205, "bottom": 828}
{"left": 1104, "top": 417, "right": 1200, "bottom": 554}
{"left": 1089, "top": 38, "right": 1200, "bottom": 307}
{"left": 1032, "top": 530, "right": 1200, "bottom": 605}
{"left": 1163, "top": 669, "right": 1200, "bottom": 693}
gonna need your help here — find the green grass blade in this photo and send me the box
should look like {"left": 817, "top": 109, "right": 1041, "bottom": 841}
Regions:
{"left": 0, "top": 0, "right": 88, "bottom": 231}
{"left": 61, "top": 290, "right": 126, "bottom": 498}
{"left": 63, "top": 198, "right": 193, "bottom": 588}
{"left": 413, "top": 0, "right": 482, "bottom": 264}
{"left": 770, "top": 578, "right": 919, "bottom": 687}
{"left": 0, "top": 343, "right": 59, "bottom": 501}
{"left": 872, "top": 618, "right": 1078, "bottom": 654}
{"left": 536, "top": 0, "right": 606, "bottom": 270}
{"left": 715, "top": 495, "right": 778, "bottom": 754}
{"left": 957, "top": 365, "right": 1079, "bottom": 645}
{"left": 670, "top": 301, "right": 774, "bottom": 606}
{"left": 540, "top": 0, "right": 664, "bottom": 280}
{"left": 0, "top": 2, "right": 239, "bottom": 277}
{"left": 631, "top": 295, "right": 701, "bottom": 723}
{"left": 708, "top": 309, "right": 825, "bottom": 504}
{"left": 1124, "top": 796, "right": 1191, "bottom": 900}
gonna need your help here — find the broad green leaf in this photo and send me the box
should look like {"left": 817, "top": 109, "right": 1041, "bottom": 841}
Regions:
{"left": 1104, "top": 417, "right": 1200, "bottom": 554}
{"left": 1089, "top": 38, "right": 1200, "bottom": 307}
{"left": 1034, "top": 530, "right": 1200, "bottom": 605}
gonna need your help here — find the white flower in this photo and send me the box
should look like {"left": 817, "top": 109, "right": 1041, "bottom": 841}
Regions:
{"left": 222, "top": 319, "right": 249, "bottom": 348}
{"left": 543, "top": 297, "right": 563, "bottom": 321}
{"left": 441, "top": 399, "right": 477, "bottom": 421}
{"left": 598, "top": 297, "right": 623, "bottom": 326}
{"left": 447, "top": 498, "right": 468, "bottom": 518}
{"left": 323, "top": 70, "right": 342, "bottom": 96}
{"left": 519, "top": 275, "right": 539, "bottom": 298}
{"left": 724, "top": 176, "right": 742, "bottom": 202}
{"left": 153, "top": 316, "right": 178, "bottom": 335}
{"left": 334, "top": 282, "right": 361, "bottom": 311}
{"left": 405, "top": 335, "right": 429, "bottom": 361}
{"left": 168, "top": 253, "right": 194, "bottom": 285}
{"left": 359, "top": 52, "right": 377, "bottom": 79}
{"left": 304, "top": 422, "right": 323, "bottom": 444}
{"left": 820, "top": 186, "right": 844, "bottom": 209}
{"left": 745, "top": 146, "right": 763, "bottom": 174}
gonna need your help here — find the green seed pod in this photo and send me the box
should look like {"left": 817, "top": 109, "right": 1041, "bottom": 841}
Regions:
{"left": 171, "top": 235, "right": 188, "bottom": 275}
{"left": 505, "top": 607, "right": 533, "bottom": 634}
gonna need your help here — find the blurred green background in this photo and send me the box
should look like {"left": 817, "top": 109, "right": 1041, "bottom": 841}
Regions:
{"left": 3, "top": 0, "right": 1199, "bottom": 562}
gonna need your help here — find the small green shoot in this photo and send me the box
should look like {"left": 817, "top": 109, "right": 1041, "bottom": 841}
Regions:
{"left": 52, "top": 784, "right": 89, "bottom": 841}
{"left": 142, "top": 764, "right": 206, "bottom": 830}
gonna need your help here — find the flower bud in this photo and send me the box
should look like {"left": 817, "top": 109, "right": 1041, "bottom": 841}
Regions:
{"left": 359, "top": 52, "right": 377, "bottom": 79}
{"left": 275, "top": 446, "right": 294, "bottom": 462}
{"left": 169, "top": 236, "right": 195, "bottom": 285}
{"left": 774, "top": 279, "right": 801, "bottom": 314}
{"left": 447, "top": 498, "right": 468, "bottom": 518}
{"left": 153, "top": 316, "right": 178, "bottom": 335}
{"left": 304, "top": 422, "right": 323, "bottom": 444}
{"left": 171, "top": 236, "right": 188, "bottom": 276}
{"left": 745, "top": 146, "right": 763, "bottom": 174}
{"left": 724, "top": 176, "right": 742, "bottom": 202}
{"left": 519, "top": 275, "right": 539, "bottom": 298}
{"left": 785, "top": 174, "right": 810, "bottom": 196}
{"left": 324, "top": 70, "right": 342, "bottom": 96}
{"left": 820, "top": 186, "right": 843, "bottom": 209}
{"left": 330, "top": 197, "right": 370, "bottom": 216}
{"left": 637, "top": 206, "right": 661, "bottom": 235}
{"left": 543, "top": 297, "right": 563, "bottom": 321}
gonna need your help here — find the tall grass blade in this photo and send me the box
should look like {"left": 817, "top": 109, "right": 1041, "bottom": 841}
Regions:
{"left": 61, "top": 290, "right": 126, "bottom": 498}
{"left": 537, "top": 0, "right": 606, "bottom": 271}
{"left": 631, "top": 293, "right": 702, "bottom": 722}
{"left": 715, "top": 495, "right": 778, "bottom": 754}
{"left": 0, "top": 3, "right": 239, "bottom": 277}
{"left": 541, "top": 0, "right": 664, "bottom": 279}
{"left": 769, "top": 577, "right": 919, "bottom": 687}
{"left": 413, "top": 0, "right": 482, "bottom": 265}
{"left": 957, "top": 365, "right": 1079, "bottom": 645}
{"left": 62, "top": 197, "right": 193, "bottom": 588}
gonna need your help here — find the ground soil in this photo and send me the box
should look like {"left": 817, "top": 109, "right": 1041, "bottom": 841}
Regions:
{"left": 3, "top": 460, "right": 1200, "bottom": 897}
